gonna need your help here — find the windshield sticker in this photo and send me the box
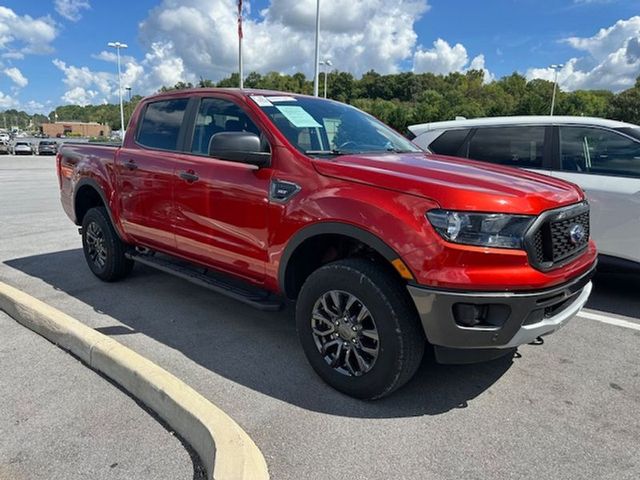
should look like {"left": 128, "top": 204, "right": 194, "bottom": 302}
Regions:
{"left": 250, "top": 95, "right": 274, "bottom": 107}
{"left": 267, "top": 96, "right": 297, "bottom": 103}
{"left": 275, "top": 106, "right": 322, "bottom": 128}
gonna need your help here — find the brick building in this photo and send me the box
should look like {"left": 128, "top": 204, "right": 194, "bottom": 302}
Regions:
{"left": 41, "top": 122, "right": 110, "bottom": 138}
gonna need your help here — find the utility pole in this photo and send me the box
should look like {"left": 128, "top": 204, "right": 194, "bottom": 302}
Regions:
{"left": 320, "top": 59, "right": 332, "bottom": 98}
{"left": 108, "top": 41, "right": 128, "bottom": 139}
{"left": 549, "top": 64, "right": 563, "bottom": 116}
{"left": 238, "top": 1, "right": 244, "bottom": 89}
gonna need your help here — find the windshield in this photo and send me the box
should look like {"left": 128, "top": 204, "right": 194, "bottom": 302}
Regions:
{"left": 251, "top": 95, "right": 421, "bottom": 156}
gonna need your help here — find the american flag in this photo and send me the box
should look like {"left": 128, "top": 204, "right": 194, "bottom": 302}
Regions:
{"left": 237, "top": 0, "right": 243, "bottom": 40}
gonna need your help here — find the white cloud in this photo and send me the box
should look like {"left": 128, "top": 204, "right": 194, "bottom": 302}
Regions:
{"left": 0, "top": 6, "right": 57, "bottom": 55}
{"left": 4, "top": 67, "right": 28, "bottom": 88}
{"left": 0, "top": 90, "right": 18, "bottom": 109}
{"left": 138, "top": 0, "right": 430, "bottom": 82}
{"left": 55, "top": 0, "right": 91, "bottom": 22}
{"left": 527, "top": 16, "right": 640, "bottom": 91}
{"left": 413, "top": 39, "right": 493, "bottom": 81}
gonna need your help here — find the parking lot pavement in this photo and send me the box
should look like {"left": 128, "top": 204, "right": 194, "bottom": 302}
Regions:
{"left": 0, "top": 310, "right": 198, "bottom": 480}
{"left": 2, "top": 156, "right": 639, "bottom": 480}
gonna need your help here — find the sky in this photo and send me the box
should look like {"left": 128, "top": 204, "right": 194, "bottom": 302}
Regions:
{"left": 0, "top": 0, "right": 639, "bottom": 114}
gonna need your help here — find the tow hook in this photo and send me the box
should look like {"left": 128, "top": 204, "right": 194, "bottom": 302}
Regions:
{"left": 78, "top": 227, "right": 83, "bottom": 235}
{"left": 528, "top": 336, "right": 544, "bottom": 346}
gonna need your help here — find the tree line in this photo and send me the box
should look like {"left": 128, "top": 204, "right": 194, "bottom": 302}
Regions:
{"left": 4, "top": 70, "right": 640, "bottom": 134}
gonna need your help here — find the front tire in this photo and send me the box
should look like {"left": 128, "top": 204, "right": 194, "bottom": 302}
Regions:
{"left": 82, "top": 207, "right": 133, "bottom": 282}
{"left": 296, "top": 258, "right": 425, "bottom": 400}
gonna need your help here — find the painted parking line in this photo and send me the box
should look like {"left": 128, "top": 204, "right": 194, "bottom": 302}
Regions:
{"left": 578, "top": 310, "right": 640, "bottom": 332}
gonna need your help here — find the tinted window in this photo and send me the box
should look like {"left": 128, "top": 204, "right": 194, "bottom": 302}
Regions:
{"left": 615, "top": 127, "right": 640, "bottom": 142}
{"left": 468, "top": 126, "right": 545, "bottom": 168}
{"left": 191, "top": 98, "right": 260, "bottom": 155}
{"left": 429, "top": 129, "right": 470, "bottom": 156}
{"left": 560, "top": 127, "right": 640, "bottom": 177}
{"left": 137, "top": 99, "right": 189, "bottom": 151}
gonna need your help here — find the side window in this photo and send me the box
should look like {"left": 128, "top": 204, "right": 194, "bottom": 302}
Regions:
{"left": 560, "top": 127, "right": 640, "bottom": 177}
{"left": 137, "top": 99, "right": 189, "bottom": 151}
{"left": 191, "top": 98, "right": 261, "bottom": 155}
{"left": 429, "top": 129, "right": 470, "bottom": 156}
{"left": 468, "top": 126, "right": 545, "bottom": 168}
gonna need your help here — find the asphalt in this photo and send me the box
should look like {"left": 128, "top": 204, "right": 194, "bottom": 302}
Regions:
{"left": 0, "top": 309, "right": 198, "bottom": 480}
{"left": 1, "top": 155, "right": 639, "bottom": 480}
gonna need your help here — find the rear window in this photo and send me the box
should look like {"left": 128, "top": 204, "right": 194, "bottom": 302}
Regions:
{"left": 468, "top": 126, "right": 545, "bottom": 168}
{"left": 429, "top": 129, "right": 470, "bottom": 156}
{"left": 137, "top": 98, "right": 189, "bottom": 151}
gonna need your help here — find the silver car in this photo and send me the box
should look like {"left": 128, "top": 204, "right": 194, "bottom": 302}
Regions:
{"left": 409, "top": 116, "right": 640, "bottom": 272}
{"left": 13, "top": 141, "right": 34, "bottom": 155}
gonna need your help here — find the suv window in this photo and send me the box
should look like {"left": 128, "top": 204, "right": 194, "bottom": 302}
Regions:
{"left": 560, "top": 127, "right": 640, "bottom": 177}
{"left": 191, "top": 98, "right": 260, "bottom": 155}
{"left": 468, "top": 126, "right": 545, "bottom": 168}
{"left": 137, "top": 98, "right": 189, "bottom": 151}
{"left": 429, "top": 129, "right": 470, "bottom": 156}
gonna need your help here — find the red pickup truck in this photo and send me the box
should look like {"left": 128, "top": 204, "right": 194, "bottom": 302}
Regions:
{"left": 57, "top": 89, "right": 596, "bottom": 399}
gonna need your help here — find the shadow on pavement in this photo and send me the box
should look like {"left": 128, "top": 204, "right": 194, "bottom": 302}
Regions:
{"left": 588, "top": 272, "right": 640, "bottom": 318}
{"left": 6, "top": 249, "right": 518, "bottom": 419}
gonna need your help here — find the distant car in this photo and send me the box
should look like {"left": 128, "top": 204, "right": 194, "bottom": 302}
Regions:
{"left": 13, "top": 141, "right": 33, "bottom": 155}
{"left": 409, "top": 115, "right": 640, "bottom": 272}
{"left": 0, "top": 140, "right": 9, "bottom": 154}
{"left": 38, "top": 140, "right": 58, "bottom": 155}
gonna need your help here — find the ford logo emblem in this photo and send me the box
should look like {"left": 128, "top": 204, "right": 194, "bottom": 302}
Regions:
{"left": 569, "top": 224, "right": 586, "bottom": 245}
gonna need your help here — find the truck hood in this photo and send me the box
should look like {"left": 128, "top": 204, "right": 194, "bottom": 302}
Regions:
{"left": 312, "top": 152, "right": 583, "bottom": 215}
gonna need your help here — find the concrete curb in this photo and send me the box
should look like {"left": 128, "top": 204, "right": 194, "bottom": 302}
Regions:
{"left": 0, "top": 281, "right": 269, "bottom": 480}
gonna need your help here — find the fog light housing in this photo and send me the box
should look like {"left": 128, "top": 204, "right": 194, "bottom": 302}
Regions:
{"left": 453, "top": 303, "right": 510, "bottom": 328}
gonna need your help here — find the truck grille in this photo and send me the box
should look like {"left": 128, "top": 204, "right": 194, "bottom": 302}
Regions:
{"left": 526, "top": 202, "right": 590, "bottom": 271}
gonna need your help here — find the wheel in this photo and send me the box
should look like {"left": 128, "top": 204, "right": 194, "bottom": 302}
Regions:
{"left": 296, "top": 258, "right": 425, "bottom": 400}
{"left": 81, "top": 207, "right": 133, "bottom": 282}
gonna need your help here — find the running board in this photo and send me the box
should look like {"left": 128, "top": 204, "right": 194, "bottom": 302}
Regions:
{"left": 125, "top": 251, "right": 284, "bottom": 311}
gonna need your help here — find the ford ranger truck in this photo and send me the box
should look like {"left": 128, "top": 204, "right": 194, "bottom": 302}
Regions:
{"left": 57, "top": 89, "right": 597, "bottom": 399}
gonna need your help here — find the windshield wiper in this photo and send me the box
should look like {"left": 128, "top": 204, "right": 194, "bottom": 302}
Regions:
{"left": 304, "top": 149, "right": 347, "bottom": 156}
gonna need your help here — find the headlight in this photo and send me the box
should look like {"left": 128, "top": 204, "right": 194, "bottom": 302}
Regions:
{"left": 426, "top": 210, "right": 534, "bottom": 249}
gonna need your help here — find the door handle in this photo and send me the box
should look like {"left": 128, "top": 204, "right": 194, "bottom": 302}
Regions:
{"left": 125, "top": 159, "right": 138, "bottom": 170}
{"left": 178, "top": 170, "right": 199, "bottom": 183}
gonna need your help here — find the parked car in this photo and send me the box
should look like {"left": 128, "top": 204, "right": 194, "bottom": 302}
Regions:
{"left": 409, "top": 116, "right": 640, "bottom": 272}
{"left": 13, "top": 141, "right": 33, "bottom": 155}
{"left": 0, "top": 140, "right": 9, "bottom": 154}
{"left": 57, "top": 90, "right": 596, "bottom": 399}
{"left": 38, "top": 140, "right": 58, "bottom": 155}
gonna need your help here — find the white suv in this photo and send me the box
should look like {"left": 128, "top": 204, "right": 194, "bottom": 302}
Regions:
{"left": 409, "top": 116, "right": 640, "bottom": 271}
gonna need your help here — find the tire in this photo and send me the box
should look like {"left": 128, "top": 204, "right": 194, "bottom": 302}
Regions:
{"left": 296, "top": 258, "right": 425, "bottom": 400}
{"left": 81, "top": 207, "right": 133, "bottom": 282}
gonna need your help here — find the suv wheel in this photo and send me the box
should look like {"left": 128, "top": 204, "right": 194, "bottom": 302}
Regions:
{"left": 296, "top": 258, "right": 425, "bottom": 399}
{"left": 82, "top": 207, "right": 133, "bottom": 282}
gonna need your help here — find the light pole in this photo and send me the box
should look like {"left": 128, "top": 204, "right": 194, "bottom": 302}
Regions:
{"left": 549, "top": 63, "right": 563, "bottom": 116}
{"left": 319, "top": 59, "right": 332, "bottom": 98}
{"left": 108, "top": 41, "right": 128, "bottom": 140}
{"left": 313, "top": 0, "right": 320, "bottom": 96}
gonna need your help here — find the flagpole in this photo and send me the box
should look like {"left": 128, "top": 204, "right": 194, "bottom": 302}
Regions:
{"left": 313, "top": 0, "right": 320, "bottom": 96}
{"left": 238, "top": 0, "right": 244, "bottom": 89}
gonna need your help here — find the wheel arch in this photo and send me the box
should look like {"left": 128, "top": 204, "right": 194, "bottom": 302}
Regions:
{"left": 278, "top": 222, "right": 412, "bottom": 300}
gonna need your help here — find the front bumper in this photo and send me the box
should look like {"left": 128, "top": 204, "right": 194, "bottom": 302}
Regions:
{"left": 407, "top": 264, "right": 595, "bottom": 359}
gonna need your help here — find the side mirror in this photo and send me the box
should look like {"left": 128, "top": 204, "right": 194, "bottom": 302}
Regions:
{"left": 209, "top": 131, "right": 271, "bottom": 168}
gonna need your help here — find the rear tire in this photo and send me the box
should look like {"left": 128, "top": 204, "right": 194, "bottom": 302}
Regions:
{"left": 82, "top": 207, "right": 133, "bottom": 282}
{"left": 296, "top": 258, "right": 425, "bottom": 400}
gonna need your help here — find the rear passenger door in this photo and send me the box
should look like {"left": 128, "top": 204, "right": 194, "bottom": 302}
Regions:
{"left": 465, "top": 126, "right": 551, "bottom": 175}
{"left": 550, "top": 126, "right": 640, "bottom": 263}
{"left": 117, "top": 97, "right": 190, "bottom": 251}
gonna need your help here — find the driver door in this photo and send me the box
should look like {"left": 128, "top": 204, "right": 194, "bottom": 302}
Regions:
{"left": 172, "top": 96, "right": 272, "bottom": 282}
